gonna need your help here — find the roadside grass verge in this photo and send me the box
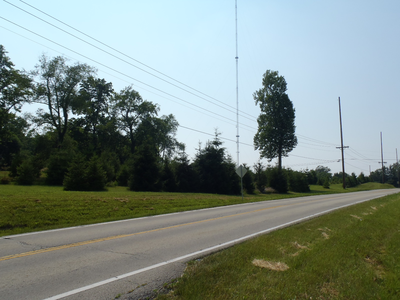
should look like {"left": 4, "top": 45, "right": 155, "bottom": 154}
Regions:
{"left": 0, "top": 182, "right": 394, "bottom": 237}
{"left": 157, "top": 193, "right": 400, "bottom": 299}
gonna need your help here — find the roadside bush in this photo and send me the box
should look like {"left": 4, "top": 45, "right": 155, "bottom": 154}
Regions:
{"left": 161, "top": 159, "right": 177, "bottom": 192}
{"left": 323, "top": 178, "right": 330, "bottom": 189}
{"left": 117, "top": 157, "right": 134, "bottom": 186}
{"left": 85, "top": 156, "right": 107, "bottom": 191}
{"left": 9, "top": 150, "right": 29, "bottom": 178}
{"left": 129, "top": 142, "right": 161, "bottom": 192}
{"left": 268, "top": 167, "right": 288, "bottom": 193}
{"left": 16, "top": 158, "right": 37, "bottom": 185}
{"left": 63, "top": 154, "right": 88, "bottom": 191}
{"left": 46, "top": 150, "right": 74, "bottom": 185}
{"left": 63, "top": 155, "right": 107, "bottom": 191}
{"left": 172, "top": 152, "right": 198, "bottom": 193}
{"left": 242, "top": 169, "right": 255, "bottom": 194}
{"left": 46, "top": 136, "right": 77, "bottom": 185}
{"left": 288, "top": 170, "right": 310, "bottom": 192}
{"left": 253, "top": 160, "right": 268, "bottom": 192}
{"left": 100, "top": 151, "right": 120, "bottom": 183}
{"left": 346, "top": 175, "right": 359, "bottom": 188}
{"left": 1, "top": 176, "right": 11, "bottom": 184}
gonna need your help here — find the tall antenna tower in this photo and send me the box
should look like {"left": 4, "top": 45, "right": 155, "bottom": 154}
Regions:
{"left": 235, "top": 0, "right": 240, "bottom": 166}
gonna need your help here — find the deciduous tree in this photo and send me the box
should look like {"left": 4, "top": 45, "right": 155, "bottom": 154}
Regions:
{"left": 0, "top": 45, "right": 32, "bottom": 166}
{"left": 0, "top": 45, "right": 32, "bottom": 113}
{"left": 77, "top": 76, "right": 113, "bottom": 151}
{"left": 112, "top": 86, "right": 158, "bottom": 154}
{"left": 33, "top": 55, "right": 94, "bottom": 145}
{"left": 253, "top": 70, "right": 297, "bottom": 170}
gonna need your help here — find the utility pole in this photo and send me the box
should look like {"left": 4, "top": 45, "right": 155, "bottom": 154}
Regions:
{"left": 396, "top": 148, "right": 399, "bottom": 187}
{"left": 337, "top": 97, "right": 349, "bottom": 189}
{"left": 379, "top": 132, "right": 387, "bottom": 184}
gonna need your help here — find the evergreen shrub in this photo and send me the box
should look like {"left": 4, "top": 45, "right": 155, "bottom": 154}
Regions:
{"left": 268, "top": 167, "right": 288, "bottom": 193}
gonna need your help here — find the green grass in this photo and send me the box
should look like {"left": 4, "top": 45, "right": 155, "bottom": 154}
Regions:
{"left": 158, "top": 192, "right": 400, "bottom": 299}
{"left": 0, "top": 182, "right": 394, "bottom": 236}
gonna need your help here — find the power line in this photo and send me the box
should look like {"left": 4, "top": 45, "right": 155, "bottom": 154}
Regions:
{"left": 284, "top": 160, "right": 339, "bottom": 168}
{"left": 296, "top": 143, "right": 338, "bottom": 153}
{"left": 348, "top": 147, "right": 371, "bottom": 160}
{"left": 0, "top": 24, "right": 258, "bottom": 135}
{"left": 179, "top": 125, "right": 253, "bottom": 147}
{"left": 345, "top": 162, "right": 369, "bottom": 173}
{"left": 6, "top": 0, "right": 257, "bottom": 123}
{"left": 297, "top": 134, "right": 338, "bottom": 147}
{"left": 1, "top": 7, "right": 373, "bottom": 172}
{"left": 0, "top": 15, "right": 258, "bottom": 129}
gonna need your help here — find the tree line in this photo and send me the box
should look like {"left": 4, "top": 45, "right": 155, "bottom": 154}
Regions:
{"left": 0, "top": 45, "right": 244, "bottom": 193}
{"left": 1, "top": 45, "right": 394, "bottom": 193}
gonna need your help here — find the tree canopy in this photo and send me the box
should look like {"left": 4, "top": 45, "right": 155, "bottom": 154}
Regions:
{"left": 0, "top": 45, "right": 32, "bottom": 166}
{"left": 253, "top": 70, "right": 297, "bottom": 170}
{"left": 2, "top": 45, "right": 380, "bottom": 194}
{"left": 33, "top": 55, "right": 95, "bottom": 145}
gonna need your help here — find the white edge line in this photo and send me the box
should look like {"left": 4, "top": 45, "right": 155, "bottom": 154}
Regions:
{"left": 4, "top": 190, "right": 389, "bottom": 239}
{"left": 1, "top": 195, "right": 279, "bottom": 238}
{"left": 43, "top": 195, "right": 384, "bottom": 300}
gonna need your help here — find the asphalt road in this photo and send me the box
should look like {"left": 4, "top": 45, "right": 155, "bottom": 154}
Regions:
{"left": 1, "top": 189, "right": 398, "bottom": 300}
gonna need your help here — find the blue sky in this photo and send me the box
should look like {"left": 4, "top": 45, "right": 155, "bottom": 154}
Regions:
{"left": 1, "top": 0, "right": 399, "bottom": 175}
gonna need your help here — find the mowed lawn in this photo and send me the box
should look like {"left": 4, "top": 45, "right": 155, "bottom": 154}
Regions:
{"left": 1, "top": 182, "right": 398, "bottom": 299}
{"left": 0, "top": 182, "right": 394, "bottom": 237}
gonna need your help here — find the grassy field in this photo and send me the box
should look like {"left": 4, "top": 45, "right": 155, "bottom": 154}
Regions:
{"left": 0, "top": 182, "right": 394, "bottom": 237}
{"left": 157, "top": 192, "right": 400, "bottom": 299}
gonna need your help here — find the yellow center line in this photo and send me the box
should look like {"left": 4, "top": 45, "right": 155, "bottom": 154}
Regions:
{"left": 1, "top": 196, "right": 336, "bottom": 262}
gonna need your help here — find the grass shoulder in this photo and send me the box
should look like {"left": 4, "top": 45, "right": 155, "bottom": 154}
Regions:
{"left": 157, "top": 192, "right": 400, "bottom": 299}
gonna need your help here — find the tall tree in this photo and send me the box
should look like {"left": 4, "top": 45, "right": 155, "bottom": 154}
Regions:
{"left": 112, "top": 86, "right": 158, "bottom": 154}
{"left": 253, "top": 70, "right": 297, "bottom": 170}
{"left": 135, "top": 114, "right": 184, "bottom": 160}
{"left": 33, "top": 55, "right": 94, "bottom": 145}
{"left": 0, "top": 45, "right": 32, "bottom": 166}
{"left": 0, "top": 45, "right": 32, "bottom": 113}
{"left": 77, "top": 76, "right": 113, "bottom": 151}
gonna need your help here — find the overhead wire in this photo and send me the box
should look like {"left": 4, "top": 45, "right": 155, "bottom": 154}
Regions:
{"left": 0, "top": 15, "right": 260, "bottom": 130}
{"left": 284, "top": 160, "right": 339, "bottom": 168}
{"left": 6, "top": 0, "right": 256, "bottom": 123}
{"left": 296, "top": 133, "right": 338, "bottom": 147}
{"left": 1, "top": 4, "right": 372, "bottom": 171}
{"left": 0, "top": 24, "right": 259, "bottom": 134}
{"left": 179, "top": 125, "right": 253, "bottom": 147}
{"left": 4, "top": 1, "right": 348, "bottom": 152}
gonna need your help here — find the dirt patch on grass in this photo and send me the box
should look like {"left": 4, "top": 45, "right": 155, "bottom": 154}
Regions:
{"left": 293, "top": 241, "right": 309, "bottom": 250}
{"left": 350, "top": 214, "right": 362, "bottom": 220}
{"left": 252, "top": 259, "right": 289, "bottom": 271}
{"left": 321, "top": 232, "right": 330, "bottom": 239}
{"left": 318, "top": 227, "right": 331, "bottom": 232}
{"left": 320, "top": 282, "right": 339, "bottom": 297}
{"left": 317, "top": 228, "right": 330, "bottom": 239}
{"left": 114, "top": 198, "right": 129, "bottom": 203}
{"left": 365, "top": 256, "right": 385, "bottom": 279}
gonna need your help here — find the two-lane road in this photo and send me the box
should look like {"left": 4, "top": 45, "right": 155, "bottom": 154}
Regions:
{"left": 1, "top": 189, "right": 398, "bottom": 300}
